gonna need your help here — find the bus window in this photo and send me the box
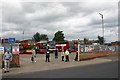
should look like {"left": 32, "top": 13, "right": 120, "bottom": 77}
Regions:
{"left": 25, "top": 46, "right": 35, "bottom": 49}
{"left": 56, "top": 46, "right": 62, "bottom": 49}
{"left": 19, "top": 45, "right": 24, "bottom": 51}
{"left": 39, "top": 46, "right": 47, "bottom": 50}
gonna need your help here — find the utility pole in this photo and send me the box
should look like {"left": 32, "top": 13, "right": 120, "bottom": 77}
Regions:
{"left": 78, "top": 44, "right": 80, "bottom": 61}
{"left": 78, "top": 39, "right": 81, "bottom": 61}
{"left": 99, "top": 13, "right": 104, "bottom": 39}
{"left": 23, "top": 31, "right": 24, "bottom": 40}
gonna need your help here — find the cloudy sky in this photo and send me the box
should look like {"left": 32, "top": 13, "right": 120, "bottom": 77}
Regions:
{"left": 0, "top": 0, "right": 119, "bottom": 42}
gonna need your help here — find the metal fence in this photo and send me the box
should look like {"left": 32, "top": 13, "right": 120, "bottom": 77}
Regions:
{"left": 78, "top": 45, "right": 119, "bottom": 53}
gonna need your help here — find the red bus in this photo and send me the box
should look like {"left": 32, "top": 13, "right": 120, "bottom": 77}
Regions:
{"left": 18, "top": 39, "right": 35, "bottom": 43}
{"left": 18, "top": 39, "right": 47, "bottom": 54}
{"left": 19, "top": 43, "right": 36, "bottom": 53}
{"left": 36, "top": 42, "right": 47, "bottom": 53}
{"left": 56, "top": 41, "right": 77, "bottom": 52}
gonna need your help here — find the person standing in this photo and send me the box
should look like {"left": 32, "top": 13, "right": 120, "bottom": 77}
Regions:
{"left": 60, "top": 49, "right": 65, "bottom": 61}
{"left": 55, "top": 49, "right": 58, "bottom": 59}
{"left": 45, "top": 49, "right": 50, "bottom": 62}
{"left": 3, "top": 49, "right": 12, "bottom": 73}
{"left": 31, "top": 48, "right": 36, "bottom": 63}
{"left": 69, "top": 48, "right": 72, "bottom": 54}
{"left": 65, "top": 49, "right": 70, "bottom": 62}
{"left": 74, "top": 51, "right": 78, "bottom": 61}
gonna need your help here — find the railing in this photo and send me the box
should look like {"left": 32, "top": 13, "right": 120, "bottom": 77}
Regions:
{"left": 78, "top": 45, "right": 119, "bottom": 53}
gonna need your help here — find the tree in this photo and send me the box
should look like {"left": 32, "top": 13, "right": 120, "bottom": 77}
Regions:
{"left": 53, "top": 31, "right": 65, "bottom": 42}
{"left": 40, "top": 34, "right": 49, "bottom": 41}
{"left": 33, "top": 32, "right": 49, "bottom": 42}
{"left": 97, "top": 35, "right": 105, "bottom": 44}
{"left": 84, "top": 38, "right": 89, "bottom": 45}
{"left": 33, "top": 32, "right": 41, "bottom": 42}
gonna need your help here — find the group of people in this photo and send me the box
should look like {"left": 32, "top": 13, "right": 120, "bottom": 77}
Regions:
{"left": 3, "top": 48, "right": 78, "bottom": 73}
{"left": 60, "top": 49, "right": 70, "bottom": 62}
{"left": 30, "top": 48, "right": 72, "bottom": 63}
{"left": 31, "top": 48, "right": 71, "bottom": 63}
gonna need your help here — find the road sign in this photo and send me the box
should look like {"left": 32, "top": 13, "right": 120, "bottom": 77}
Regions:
{"left": 5, "top": 47, "right": 11, "bottom": 50}
{"left": 48, "top": 41, "right": 56, "bottom": 46}
{"left": 0, "top": 47, "right": 4, "bottom": 55}
{"left": 78, "top": 41, "right": 82, "bottom": 44}
{"left": 9, "top": 38, "right": 16, "bottom": 43}
{"left": 12, "top": 46, "right": 19, "bottom": 54}
{"left": 47, "top": 41, "right": 56, "bottom": 43}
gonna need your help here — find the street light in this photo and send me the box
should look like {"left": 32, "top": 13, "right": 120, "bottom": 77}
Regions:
{"left": 23, "top": 31, "right": 24, "bottom": 40}
{"left": 99, "top": 13, "right": 104, "bottom": 39}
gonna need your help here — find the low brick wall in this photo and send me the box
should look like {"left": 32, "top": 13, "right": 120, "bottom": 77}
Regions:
{"left": 80, "top": 52, "right": 118, "bottom": 60}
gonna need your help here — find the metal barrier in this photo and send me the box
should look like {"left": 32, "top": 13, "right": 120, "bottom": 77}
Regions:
{"left": 79, "top": 45, "right": 119, "bottom": 53}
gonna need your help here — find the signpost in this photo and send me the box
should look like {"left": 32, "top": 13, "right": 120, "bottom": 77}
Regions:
{"left": 5, "top": 47, "right": 11, "bottom": 50}
{"left": 0, "top": 47, "right": 4, "bottom": 56}
{"left": 11, "top": 43, "right": 20, "bottom": 67}
{"left": 8, "top": 38, "right": 16, "bottom": 43}
{"left": 78, "top": 41, "right": 82, "bottom": 61}
{"left": 12, "top": 46, "right": 19, "bottom": 54}
{"left": 47, "top": 41, "right": 56, "bottom": 51}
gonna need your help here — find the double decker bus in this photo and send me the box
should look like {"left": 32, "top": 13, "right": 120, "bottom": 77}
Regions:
{"left": 36, "top": 42, "right": 47, "bottom": 53}
{"left": 19, "top": 43, "right": 36, "bottom": 53}
{"left": 56, "top": 41, "right": 77, "bottom": 52}
{"left": 18, "top": 39, "right": 35, "bottom": 53}
{"left": 18, "top": 39, "right": 47, "bottom": 54}
{"left": 18, "top": 39, "right": 35, "bottom": 43}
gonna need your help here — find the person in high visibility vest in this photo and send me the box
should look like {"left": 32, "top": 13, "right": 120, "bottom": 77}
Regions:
{"left": 65, "top": 49, "right": 70, "bottom": 62}
{"left": 61, "top": 49, "right": 65, "bottom": 61}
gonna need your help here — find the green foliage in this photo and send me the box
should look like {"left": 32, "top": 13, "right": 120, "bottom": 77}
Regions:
{"left": 84, "top": 38, "right": 89, "bottom": 44}
{"left": 53, "top": 31, "right": 65, "bottom": 42}
{"left": 97, "top": 35, "right": 105, "bottom": 44}
{"left": 33, "top": 32, "right": 41, "bottom": 42}
{"left": 40, "top": 34, "right": 49, "bottom": 41}
{"left": 33, "top": 32, "right": 49, "bottom": 42}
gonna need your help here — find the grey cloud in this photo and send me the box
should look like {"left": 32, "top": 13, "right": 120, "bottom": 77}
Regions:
{"left": 89, "top": 17, "right": 118, "bottom": 28}
{"left": 88, "top": 19, "right": 101, "bottom": 26}
{"left": 2, "top": 6, "right": 25, "bottom": 24}
{"left": 1, "top": 2, "right": 118, "bottom": 42}
{"left": 61, "top": 2, "right": 82, "bottom": 15}
{"left": 32, "top": 14, "right": 67, "bottom": 23}
{"left": 105, "top": 22, "right": 118, "bottom": 28}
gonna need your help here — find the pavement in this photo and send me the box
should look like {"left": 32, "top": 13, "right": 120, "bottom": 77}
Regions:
{"left": 0, "top": 52, "right": 118, "bottom": 77}
{"left": 3, "top": 61, "right": 118, "bottom": 78}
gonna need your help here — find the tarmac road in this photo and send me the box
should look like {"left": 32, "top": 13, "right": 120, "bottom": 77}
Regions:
{"left": 3, "top": 61, "right": 118, "bottom": 78}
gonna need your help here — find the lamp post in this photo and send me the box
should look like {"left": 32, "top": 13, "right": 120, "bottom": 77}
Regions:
{"left": 23, "top": 31, "right": 24, "bottom": 40}
{"left": 99, "top": 13, "right": 104, "bottom": 39}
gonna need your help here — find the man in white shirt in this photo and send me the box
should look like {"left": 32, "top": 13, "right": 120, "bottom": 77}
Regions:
{"left": 31, "top": 48, "right": 36, "bottom": 63}
{"left": 3, "top": 49, "right": 12, "bottom": 73}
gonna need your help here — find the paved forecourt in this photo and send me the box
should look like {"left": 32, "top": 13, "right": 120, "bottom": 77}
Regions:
{"left": 2, "top": 52, "right": 114, "bottom": 77}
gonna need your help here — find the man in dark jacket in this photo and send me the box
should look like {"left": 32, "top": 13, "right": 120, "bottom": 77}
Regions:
{"left": 74, "top": 51, "right": 78, "bottom": 61}
{"left": 45, "top": 49, "right": 50, "bottom": 62}
{"left": 55, "top": 49, "right": 58, "bottom": 59}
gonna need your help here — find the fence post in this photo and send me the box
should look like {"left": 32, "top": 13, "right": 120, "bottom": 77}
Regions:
{"left": 78, "top": 44, "right": 80, "bottom": 61}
